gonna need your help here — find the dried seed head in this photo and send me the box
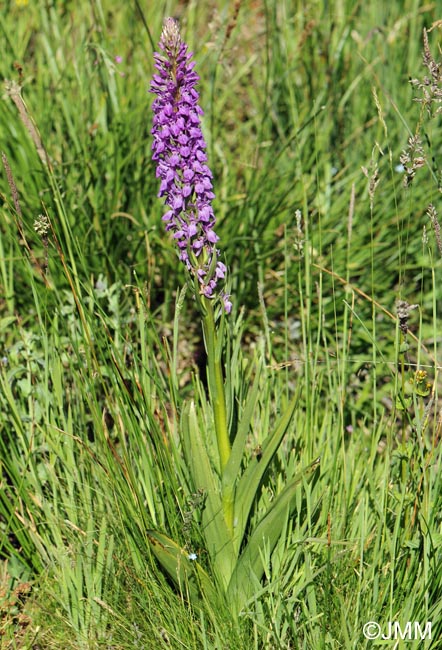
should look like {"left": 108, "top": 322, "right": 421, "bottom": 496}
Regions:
{"left": 34, "top": 214, "right": 50, "bottom": 237}
{"left": 399, "top": 134, "right": 426, "bottom": 187}
{"left": 427, "top": 203, "right": 442, "bottom": 255}
{"left": 409, "top": 28, "right": 442, "bottom": 118}
{"left": 396, "top": 300, "right": 418, "bottom": 335}
{"left": 361, "top": 155, "right": 380, "bottom": 210}
{"left": 294, "top": 209, "right": 304, "bottom": 253}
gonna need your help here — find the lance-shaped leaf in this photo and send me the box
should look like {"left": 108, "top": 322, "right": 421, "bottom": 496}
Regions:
{"left": 222, "top": 364, "right": 262, "bottom": 495}
{"left": 146, "top": 529, "right": 218, "bottom": 605}
{"left": 181, "top": 401, "right": 236, "bottom": 589}
{"left": 227, "top": 457, "right": 320, "bottom": 611}
{"left": 232, "top": 390, "right": 300, "bottom": 551}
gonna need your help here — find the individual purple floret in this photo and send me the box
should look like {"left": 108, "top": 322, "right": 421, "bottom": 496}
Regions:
{"left": 150, "top": 17, "right": 231, "bottom": 314}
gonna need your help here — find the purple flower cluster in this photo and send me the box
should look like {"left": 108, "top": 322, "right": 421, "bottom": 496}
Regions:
{"left": 150, "top": 18, "right": 231, "bottom": 313}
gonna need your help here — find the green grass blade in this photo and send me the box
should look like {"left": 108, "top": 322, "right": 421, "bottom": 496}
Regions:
{"left": 233, "top": 389, "right": 300, "bottom": 549}
{"left": 227, "top": 457, "right": 320, "bottom": 612}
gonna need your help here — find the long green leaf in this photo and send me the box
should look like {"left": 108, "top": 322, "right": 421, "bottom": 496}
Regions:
{"left": 181, "top": 401, "right": 236, "bottom": 589}
{"left": 222, "top": 364, "right": 262, "bottom": 496}
{"left": 227, "top": 457, "right": 320, "bottom": 611}
{"left": 233, "top": 390, "right": 300, "bottom": 550}
{"left": 146, "top": 529, "right": 218, "bottom": 606}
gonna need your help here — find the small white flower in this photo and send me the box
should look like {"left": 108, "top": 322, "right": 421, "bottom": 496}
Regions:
{"left": 188, "top": 552, "right": 197, "bottom": 561}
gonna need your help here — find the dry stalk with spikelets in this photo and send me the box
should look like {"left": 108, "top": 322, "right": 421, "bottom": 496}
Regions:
{"left": 400, "top": 28, "right": 442, "bottom": 188}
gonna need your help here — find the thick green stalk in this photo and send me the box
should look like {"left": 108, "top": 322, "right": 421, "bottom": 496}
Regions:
{"left": 201, "top": 301, "right": 230, "bottom": 469}
{"left": 201, "top": 299, "right": 233, "bottom": 533}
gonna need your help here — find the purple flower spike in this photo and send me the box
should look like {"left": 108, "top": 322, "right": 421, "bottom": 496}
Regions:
{"left": 150, "top": 17, "right": 231, "bottom": 313}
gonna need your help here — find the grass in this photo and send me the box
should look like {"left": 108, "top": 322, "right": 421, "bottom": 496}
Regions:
{"left": 0, "top": 0, "right": 442, "bottom": 648}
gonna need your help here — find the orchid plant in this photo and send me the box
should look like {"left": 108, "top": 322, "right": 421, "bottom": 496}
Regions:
{"left": 147, "top": 17, "right": 318, "bottom": 616}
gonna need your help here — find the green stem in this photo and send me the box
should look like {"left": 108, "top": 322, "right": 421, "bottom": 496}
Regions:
{"left": 399, "top": 333, "right": 407, "bottom": 486}
{"left": 201, "top": 300, "right": 231, "bottom": 470}
{"left": 201, "top": 298, "right": 233, "bottom": 534}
